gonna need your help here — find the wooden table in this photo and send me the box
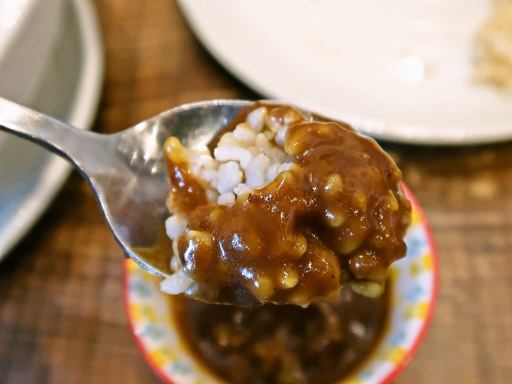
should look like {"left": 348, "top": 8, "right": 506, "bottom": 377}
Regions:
{"left": 1, "top": 1, "right": 511, "bottom": 383}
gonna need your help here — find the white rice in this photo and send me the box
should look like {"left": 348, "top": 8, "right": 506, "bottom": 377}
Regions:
{"left": 160, "top": 269, "right": 194, "bottom": 294}
{"left": 160, "top": 106, "right": 297, "bottom": 295}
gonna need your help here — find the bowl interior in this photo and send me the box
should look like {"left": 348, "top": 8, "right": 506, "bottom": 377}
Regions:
{"left": 124, "top": 187, "right": 438, "bottom": 384}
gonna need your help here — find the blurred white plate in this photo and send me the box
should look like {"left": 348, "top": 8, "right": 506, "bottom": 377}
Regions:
{"left": 0, "top": 0, "right": 103, "bottom": 261}
{"left": 0, "top": 0, "right": 62, "bottom": 103}
{"left": 0, "top": 0, "right": 63, "bottom": 148}
{"left": 178, "top": 0, "right": 512, "bottom": 145}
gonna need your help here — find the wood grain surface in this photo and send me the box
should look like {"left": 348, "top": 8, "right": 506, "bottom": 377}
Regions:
{"left": 1, "top": 1, "right": 511, "bottom": 383}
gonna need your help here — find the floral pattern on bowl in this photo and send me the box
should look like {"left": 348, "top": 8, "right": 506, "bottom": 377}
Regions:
{"left": 123, "top": 185, "right": 438, "bottom": 384}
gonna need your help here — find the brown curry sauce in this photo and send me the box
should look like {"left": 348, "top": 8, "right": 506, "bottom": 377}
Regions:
{"left": 164, "top": 104, "right": 411, "bottom": 306}
{"left": 171, "top": 283, "right": 390, "bottom": 384}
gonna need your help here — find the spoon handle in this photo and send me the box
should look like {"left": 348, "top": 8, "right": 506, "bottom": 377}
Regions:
{"left": 0, "top": 97, "right": 106, "bottom": 174}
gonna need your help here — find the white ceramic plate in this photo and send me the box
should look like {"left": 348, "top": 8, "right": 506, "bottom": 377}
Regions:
{"left": 0, "top": 0, "right": 103, "bottom": 261}
{"left": 178, "top": 0, "right": 512, "bottom": 145}
{"left": 0, "top": 0, "right": 63, "bottom": 109}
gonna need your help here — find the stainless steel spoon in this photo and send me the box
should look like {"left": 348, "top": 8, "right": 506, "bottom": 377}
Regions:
{"left": 0, "top": 97, "right": 252, "bottom": 278}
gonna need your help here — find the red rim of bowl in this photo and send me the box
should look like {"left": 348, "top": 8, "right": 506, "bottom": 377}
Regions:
{"left": 380, "top": 183, "right": 439, "bottom": 384}
{"left": 122, "top": 183, "right": 439, "bottom": 384}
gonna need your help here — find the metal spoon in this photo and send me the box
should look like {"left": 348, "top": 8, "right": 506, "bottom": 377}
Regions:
{"left": 0, "top": 97, "right": 252, "bottom": 278}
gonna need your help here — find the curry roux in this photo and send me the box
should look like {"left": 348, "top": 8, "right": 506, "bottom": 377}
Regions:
{"left": 165, "top": 105, "right": 411, "bottom": 306}
{"left": 172, "top": 284, "right": 390, "bottom": 384}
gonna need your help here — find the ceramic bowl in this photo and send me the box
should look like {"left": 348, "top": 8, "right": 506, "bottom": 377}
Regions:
{"left": 124, "top": 186, "right": 438, "bottom": 384}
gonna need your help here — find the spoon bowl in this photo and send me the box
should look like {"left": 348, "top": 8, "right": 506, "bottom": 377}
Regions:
{"left": 0, "top": 97, "right": 252, "bottom": 277}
